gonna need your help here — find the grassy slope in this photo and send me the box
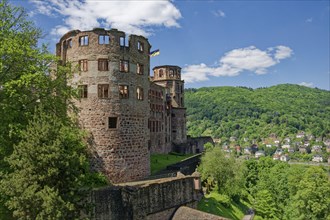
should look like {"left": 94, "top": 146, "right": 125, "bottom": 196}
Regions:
{"left": 150, "top": 153, "right": 193, "bottom": 175}
{"left": 197, "top": 191, "right": 251, "bottom": 220}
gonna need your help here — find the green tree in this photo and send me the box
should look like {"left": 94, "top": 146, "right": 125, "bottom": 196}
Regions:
{"left": 0, "top": 1, "right": 107, "bottom": 218}
{"left": 198, "top": 147, "right": 245, "bottom": 200}
{"left": 0, "top": 108, "right": 94, "bottom": 219}
{"left": 0, "top": 0, "right": 75, "bottom": 169}
{"left": 285, "top": 166, "right": 330, "bottom": 220}
{"left": 254, "top": 189, "right": 278, "bottom": 219}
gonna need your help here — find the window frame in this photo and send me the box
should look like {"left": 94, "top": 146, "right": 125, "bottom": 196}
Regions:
{"left": 78, "top": 85, "right": 88, "bottom": 98}
{"left": 79, "top": 59, "right": 88, "bottom": 72}
{"left": 108, "top": 117, "right": 118, "bottom": 129}
{"left": 99, "top": 35, "right": 110, "bottom": 45}
{"left": 136, "top": 63, "right": 144, "bottom": 75}
{"left": 119, "top": 60, "right": 129, "bottom": 72}
{"left": 137, "top": 41, "right": 144, "bottom": 52}
{"left": 98, "top": 59, "right": 109, "bottom": 71}
{"left": 79, "top": 35, "right": 89, "bottom": 46}
{"left": 98, "top": 84, "right": 109, "bottom": 99}
{"left": 136, "top": 87, "right": 144, "bottom": 100}
{"left": 119, "top": 85, "right": 129, "bottom": 99}
{"left": 67, "top": 39, "right": 72, "bottom": 48}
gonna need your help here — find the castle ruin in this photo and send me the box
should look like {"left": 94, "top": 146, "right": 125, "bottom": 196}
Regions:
{"left": 56, "top": 28, "right": 190, "bottom": 183}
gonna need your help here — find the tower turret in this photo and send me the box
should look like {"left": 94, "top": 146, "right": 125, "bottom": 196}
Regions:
{"left": 152, "top": 65, "right": 187, "bottom": 144}
{"left": 56, "top": 28, "right": 151, "bottom": 183}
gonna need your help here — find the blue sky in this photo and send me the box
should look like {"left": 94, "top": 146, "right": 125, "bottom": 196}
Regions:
{"left": 12, "top": 0, "right": 330, "bottom": 90}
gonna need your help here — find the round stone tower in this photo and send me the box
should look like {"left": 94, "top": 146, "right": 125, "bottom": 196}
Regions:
{"left": 56, "top": 28, "right": 151, "bottom": 183}
{"left": 152, "top": 65, "right": 184, "bottom": 108}
{"left": 152, "top": 65, "right": 187, "bottom": 144}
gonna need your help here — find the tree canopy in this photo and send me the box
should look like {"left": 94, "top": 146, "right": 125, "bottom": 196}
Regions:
{"left": 185, "top": 85, "right": 330, "bottom": 142}
{"left": 0, "top": 1, "right": 106, "bottom": 218}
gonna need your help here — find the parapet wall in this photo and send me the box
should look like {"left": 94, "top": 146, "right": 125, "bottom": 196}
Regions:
{"left": 91, "top": 174, "right": 202, "bottom": 220}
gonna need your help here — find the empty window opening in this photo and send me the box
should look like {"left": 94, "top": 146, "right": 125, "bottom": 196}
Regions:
{"left": 98, "top": 59, "right": 109, "bottom": 71}
{"left": 120, "top": 60, "right": 129, "bottom": 72}
{"left": 137, "top": 41, "right": 144, "bottom": 52}
{"left": 137, "top": 63, "right": 144, "bottom": 75}
{"left": 137, "top": 87, "right": 143, "bottom": 100}
{"left": 98, "top": 84, "right": 109, "bottom": 98}
{"left": 67, "top": 39, "right": 72, "bottom": 48}
{"left": 119, "top": 85, "right": 129, "bottom": 99}
{"left": 120, "top": 36, "right": 129, "bottom": 47}
{"left": 108, "top": 117, "right": 117, "bottom": 129}
{"left": 79, "top": 35, "right": 89, "bottom": 46}
{"left": 99, "top": 35, "right": 110, "bottom": 44}
{"left": 78, "top": 85, "right": 88, "bottom": 98}
{"left": 79, "top": 59, "right": 88, "bottom": 72}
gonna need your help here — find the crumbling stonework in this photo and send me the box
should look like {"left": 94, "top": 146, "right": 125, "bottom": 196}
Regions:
{"left": 56, "top": 29, "right": 151, "bottom": 183}
{"left": 56, "top": 28, "right": 202, "bottom": 183}
{"left": 91, "top": 173, "right": 203, "bottom": 220}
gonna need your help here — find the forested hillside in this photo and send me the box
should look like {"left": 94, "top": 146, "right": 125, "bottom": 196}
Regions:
{"left": 185, "top": 84, "right": 330, "bottom": 143}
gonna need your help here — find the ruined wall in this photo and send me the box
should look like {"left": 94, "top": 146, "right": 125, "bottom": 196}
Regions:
{"left": 152, "top": 65, "right": 184, "bottom": 108}
{"left": 149, "top": 83, "right": 172, "bottom": 153}
{"left": 174, "top": 136, "right": 214, "bottom": 154}
{"left": 171, "top": 108, "right": 187, "bottom": 144}
{"left": 152, "top": 65, "right": 187, "bottom": 145}
{"left": 56, "top": 28, "right": 151, "bottom": 183}
{"left": 91, "top": 174, "right": 203, "bottom": 220}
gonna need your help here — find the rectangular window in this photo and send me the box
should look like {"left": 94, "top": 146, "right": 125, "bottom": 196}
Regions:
{"left": 79, "top": 35, "right": 89, "bottom": 46}
{"left": 120, "top": 60, "right": 129, "bottom": 72}
{"left": 79, "top": 59, "right": 88, "bottom": 72}
{"left": 98, "top": 84, "right": 109, "bottom": 98}
{"left": 119, "top": 85, "right": 129, "bottom": 99}
{"left": 78, "top": 85, "right": 88, "bottom": 98}
{"left": 137, "top": 87, "right": 143, "bottom": 100}
{"left": 137, "top": 63, "right": 144, "bottom": 75}
{"left": 120, "top": 36, "right": 125, "bottom": 46}
{"left": 99, "top": 35, "right": 110, "bottom": 44}
{"left": 137, "top": 41, "right": 144, "bottom": 52}
{"left": 98, "top": 59, "right": 109, "bottom": 71}
{"left": 67, "top": 39, "right": 72, "bottom": 48}
{"left": 108, "top": 117, "right": 117, "bottom": 129}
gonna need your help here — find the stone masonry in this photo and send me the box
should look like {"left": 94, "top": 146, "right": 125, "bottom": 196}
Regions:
{"left": 56, "top": 29, "right": 151, "bottom": 183}
{"left": 56, "top": 28, "right": 194, "bottom": 183}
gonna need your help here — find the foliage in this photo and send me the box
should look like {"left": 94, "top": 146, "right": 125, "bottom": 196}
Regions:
{"left": 150, "top": 153, "right": 193, "bottom": 175}
{"left": 185, "top": 85, "right": 330, "bottom": 142}
{"left": 0, "top": 108, "right": 92, "bottom": 219}
{"left": 244, "top": 159, "right": 330, "bottom": 220}
{"left": 0, "top": 1, "right": 107, "bottom": 218}
{"left": 285, "top": 166, "right": 330, "bottom": 220}
{"left": 198, "top": 147, "right": 245, "bottom": 200}
{"left": 0, "top": 0, "right": 77, "bottom": 171}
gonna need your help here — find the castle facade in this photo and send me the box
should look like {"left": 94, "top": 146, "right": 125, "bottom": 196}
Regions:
{"left": 56, "top": 28, "right": 187, "bottom": 183}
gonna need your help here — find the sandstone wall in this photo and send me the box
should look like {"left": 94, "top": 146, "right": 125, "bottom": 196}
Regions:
{"left": 171, "top": 108, "right": 187, "bottom": 144}
{"left": 56, "top": 28, "right": 151, "bottom": 183}
{"left": 91, "top": 174, "right": 202, "bottom": 220}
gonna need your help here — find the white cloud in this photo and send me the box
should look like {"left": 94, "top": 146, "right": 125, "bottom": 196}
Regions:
{"left": 299, "top": 82, "right": 314, "bottom": 87}
{"left": 212, "top": 10, "right": 226, "bottom": 18}
{"left": 274, "top": 45, "right": 293, "bottom": 60}
{"left": 29, "top": 0, "right": 182, "bottom": 36}
{"left": 182, "top": 46, "right": 293, "bottom": 83}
